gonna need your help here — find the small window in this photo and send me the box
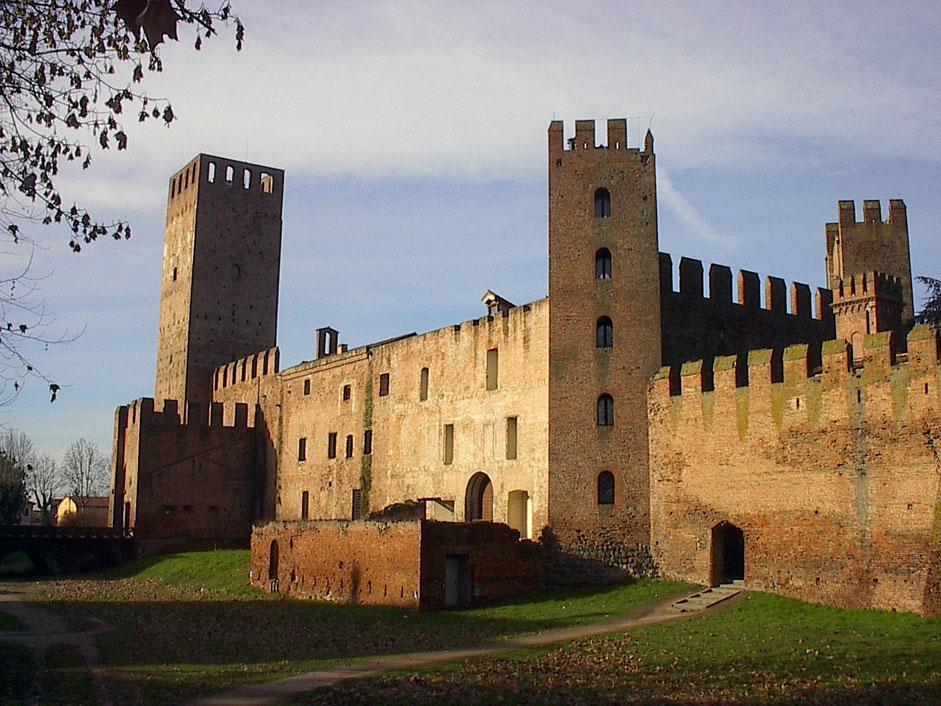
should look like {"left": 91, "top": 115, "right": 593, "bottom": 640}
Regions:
{"left": 232, "top": 263, "right": 241, "bottom": 280}
{"left": 225, "top": 165, "right": 234, "bottom": 183}
{"left": 172, "top": 266, "right": 178, "bottom": 282}
{"left": 363, "top": 429, "right": 373, "bottom": 455}
{"left": 260, "top": 172, "right": 274, "bottom": 194}
{"left": 419, "top": 367, "right": 429, "bottom": 401}
{"left": 298, "top": 437, "right": 307, "bottom": 462}
{"left": 594, "top": 188, "right": 611, "bottom": 218}
{"left": 352, "top": 489, "right": 363, "bottom": 520}
{"left": 595, "top": 248, "right": 612, "bottom": 280}
{"left": 327, "top": 432, "right": 337, "bottom": 459}
{"left": 597, "top": 394, "right": 614, "bottom": 427}
{"left": 506, "top": 417, "right": 518, "bottom": 460}
{"left": 342, "top": 384, "right": 351, "bottom": 401}
{"left": 242, "top": 169, "right": 252, "bottom": 189}
{"left": 301, "top": 491, "right": 309, "bottom": 520}
{"left": 379, "top": 373, "right": 390, "bottom": 397}
{"left": 345, "top": 434, "right": 353, "bottom": 459}
{"left": 443, "top": 424, "right": 454, "bottom": 465}
{"left": 303, "top": 379, "right": 311, "bottom": 396}
{"left": 596, "top": 316, "right": 613, "bottom": 348}
{"left": 207, "top": 161, "right": 216, "bottom": 183}
{"left": 486, "top": 348, "right": 498, "bottom": 391}
{"left": 598, "top": 471, "right": 615, "bottom": 505}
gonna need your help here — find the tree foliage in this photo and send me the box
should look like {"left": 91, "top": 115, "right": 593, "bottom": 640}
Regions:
{"left": 0, "top": 0, "right": 242, "bottom": 404}
{"left": 915, "top": 276, "right": 941, "bottom": 330}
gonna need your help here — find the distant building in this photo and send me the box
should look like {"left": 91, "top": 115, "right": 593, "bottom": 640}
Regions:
{"left": 57, "top": 496, "right": 109, "bottom": 527}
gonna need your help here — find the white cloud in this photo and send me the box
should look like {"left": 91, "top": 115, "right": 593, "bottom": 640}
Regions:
{"left": 658, "top": 170, "right": 740, "bottom": 248}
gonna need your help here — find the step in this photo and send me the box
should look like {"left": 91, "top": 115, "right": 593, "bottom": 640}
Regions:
{"left": 669, "top": 582, "right": 743, "bottom": 614}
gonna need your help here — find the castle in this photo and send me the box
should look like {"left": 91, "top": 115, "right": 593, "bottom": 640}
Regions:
{"left": 108, "top": 119, "right": 941, "bottom": 614}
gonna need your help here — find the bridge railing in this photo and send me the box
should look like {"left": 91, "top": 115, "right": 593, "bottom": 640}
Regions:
{"left": 0, "top": 525, "right": 134, "bottom": 540}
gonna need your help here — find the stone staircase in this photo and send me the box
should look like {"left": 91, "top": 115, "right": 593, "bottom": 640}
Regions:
{"left": 669, "top": 580, "right": 744, "bottom": 614}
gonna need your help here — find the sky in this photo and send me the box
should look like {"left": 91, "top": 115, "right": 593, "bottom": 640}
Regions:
{"left": 5, "top": 0, "right": 941, "bottom": 460}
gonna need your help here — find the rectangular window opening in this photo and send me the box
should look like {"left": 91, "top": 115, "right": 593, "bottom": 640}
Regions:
{"left": 301, "top": 491, "right": 309, "bottom": 520}
{"left": 363, "top": 429, "right": 373, "bottom": 455}
{"left": 419, "top": 367, "right": 429, "bottom": 401}
{"left": 327, "top": 432, "right": 337, "bottom": 459}
{"left": 297, "top": 437, "right": 307, "bottom": 462}
{"left": 345, "top": 434, "right": 353, "bottom": 459}
{"left": 443, "top": 424, "right": 454, "bottom": 465}
{"left": 342, "top": 384, "right": 351, "bottom": 401}
{"left": 352, "top": 489, "right": 363, "bottom": 520}
{"left": 379, "top": 373, "right": 390, "bottom": 396}
{"left": 303, "top": 379, "right": 311, "bottom": 396}
{"left": 506, "top": 416, "right": 518, "bottom": 460}
{"left": 486, "top": 348, "right": 499, "bottom": 390}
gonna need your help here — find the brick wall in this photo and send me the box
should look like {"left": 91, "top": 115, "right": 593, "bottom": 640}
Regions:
{"left": 649, "top": 327, "right": 941, "bottom": 615}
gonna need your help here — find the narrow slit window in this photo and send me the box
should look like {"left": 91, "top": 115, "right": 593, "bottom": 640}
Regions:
{"left": 301, "top": 491, "right": 309, "bottom": 520}
{"left": 363, "top": 429, "right": 373, "bottom": 455}
{"left": 207, "top": 161, "right": 216, "bottom": 183}
{"left": 379, "top": 373, "right": 390, "bottom": 397}
{"left": 443, "top": 424, "right": 454, "bottom": 465}
{"left": 352, "top": 489, "right": 363, "bottom": 520}
{"left": 597, "top": 394, "right": 614, "bottom": 427}
{"left": 327, "top": 432, "right": 337, "bottom": 459}
{"left": 419, "top": 367, "right": 429, "bottom": 401}
{"left": 486, "top": 348, "right": 498, "bottom": 391}
{"left": 597, "top": 471, "right": 615, "bottom": 505}
{"left": 225, "top": 165, "right": 234, "bottom": 183}
{"left": 594, "top": 188, "right": 611, "bottom": 218}
{"left": 506, "top": 416, "right": 518, "bottom": 460}
{"left": 342, "top": 384, "right": 351, "bottom": 401}
{"left": 345, "top": 434, "right": 353, "bottom": 459}
{"left": 596, "top": 316, "right": 613, "bottom": 348}
{"left": 243, "top": 169, "right": 252, "bottom": 189}
{"left": 303, "top": 379, "right": 311, "bottom": 396}
{"left": 260, "top": 172, "right": 274, "bottom": 194}
{"left": 298, "top": 437, "right": 307, "bottom": 462}
{"left": 595, "top": 248, "right": 612, "bottom": 280}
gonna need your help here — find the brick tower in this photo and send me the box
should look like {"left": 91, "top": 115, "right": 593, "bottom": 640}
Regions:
{"left": 155, "top": 155, "right": 284, "bottom": 405}
{"left": 547, "top": 119, "right": 661, "bottom": 564}
{"left": 825, "top": 199, "right": 914, "bottom": 328}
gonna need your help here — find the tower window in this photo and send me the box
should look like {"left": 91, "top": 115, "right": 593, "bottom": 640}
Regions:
{"left": 303, "top": 379, "right": 310, "bottom": 396}
{"left": 363, "top": 429, "right": 373, "bottom": 455}
{"left": 596, "top": 316, "right": 613, "bottom": 348}
{"left": 594, "top": 188, "right": 611, "bottom": 218}
{"left": 342, "top": 384, "right": 351, "bottom": 401}
{"left": 379, "top": 373, "right": 390, "bottom": 396}
{"left": 345, "top": 434, "right": 354, "bottom": 459}
{"left": 327, "top": 432, "right": 337, "bottom": 459}
{"left": 595, "top": 248, "right": 612, "bottom": 280}
{"left": 352, "top": 489, "right": 363, "bottom": 520}
{"left": 486, "top": 348, "right": 498, "bottom": 390}
{"left": 243, "top": 169, "right": 252, "bottom": 189}
{"left": 443, "top": 424, "right": 454, "bottom": 465}
{"left": 225, "top": 165, "right": 234, "bottom": 183}
{"left": 260, "top": 172, "right": 274, "bottom": 194}
{"left": 506, "top": 416, "right": 518, "bottom": 460}
{"left": 297, "top": 437, "right": 307, "bottom": 462}
{"left": 172, "top": 266, "right": 178, "bottom": 282}
{"left": 207, "top": 161, "right": 216, "bottom": 183}
{"left": 232, "top": 263, "right": 241, "bottom": 280}
{"left": 301, "top": 491, "right": 309, "bottom": 520}
{"left": 597, "top": 394, "right": 614, "bottom": 427}
{"left": 598, "top": 471, "right": 615, "bottom": 505}
{"left": 419, "top": 367, "right": 429, "bottom": 401}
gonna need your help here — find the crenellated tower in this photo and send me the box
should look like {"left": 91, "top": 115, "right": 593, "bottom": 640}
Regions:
{"left": 547, "top": 119, "right": 660, "bottom": 563}
{"left": 825, "top": 199, "right": 913, "bottom": 330}
{"left": 155, "top": 155, "right": 284, "bottom": 405}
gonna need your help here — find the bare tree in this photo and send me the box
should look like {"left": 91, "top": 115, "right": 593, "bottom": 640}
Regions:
{"left": 61, "top": 438, "right": 108, "bottom": 503}
{"left": 27, "top": 453, "right": 62, "bottom": 525}
{"left": 0, "top": 428, "right": 35, "bottom": 524}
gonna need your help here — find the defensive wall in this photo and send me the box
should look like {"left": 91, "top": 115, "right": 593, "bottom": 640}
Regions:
{"left": 110, "top": 397, "right": 263, "bottom": 553}
{"left": 659, "top": 253, "right": 835, "bottom": 365}
{"left": 273, "top": 299, "right": 549, "bottom": 539}
{"left": 648, "top": 326, "right": 941, "bottom": 615}
{"left": 251, "top": 519, "right": 542, "bottom": 609}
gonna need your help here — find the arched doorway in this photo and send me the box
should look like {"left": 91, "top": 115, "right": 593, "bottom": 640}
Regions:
{"left": 711, "top": 522, "right": 745, "bottom": 585}
{"left": 268, "top": 539, "right": 279, "bottom": 583}
{"left": 465, "top": 472, "right": 493, "bottom": 521}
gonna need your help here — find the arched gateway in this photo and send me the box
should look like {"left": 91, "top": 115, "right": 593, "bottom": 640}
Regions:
{"left": 465, "top": 472, "right": 493, "bottom": 521}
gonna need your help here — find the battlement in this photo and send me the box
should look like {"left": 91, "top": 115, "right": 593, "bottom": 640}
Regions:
{"left": 659, "top": 252, "right": 831, "bottom": 321}
{"left": 119, "top": 397, "right": 257, "bottom": 432}
{"left": 167, "top": 154, "right": 285, "bottom": 204}
{"left": 831, "top": 198, "right": 907, "bottom": 228}
{"left": 212, "top": 347, "right": 280, "bottom": 392}
{"left": 651, "top": 326, "right": 939, "bottom": 402}
{"left": 548, "top": 118, "right": 653, "bottom": 156}
{"left": 831, "top": 271, "right": 903, "bottom": 303}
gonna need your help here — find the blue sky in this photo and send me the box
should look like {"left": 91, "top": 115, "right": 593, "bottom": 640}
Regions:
{"left": 5, "top": 1, "right": 941, "bottom": 459}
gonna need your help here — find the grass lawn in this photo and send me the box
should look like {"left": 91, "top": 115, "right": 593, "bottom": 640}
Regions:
{"left": 0, "top": 609, "right": 22, "bottom": 631}
{"left": 286, "top": 591, "right": 941, "bottom": 705}
{"left": 21, "top": 549, "right": 690, "bottom": 705}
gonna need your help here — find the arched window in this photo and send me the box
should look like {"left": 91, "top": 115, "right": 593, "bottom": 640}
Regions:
{"left": 595, "top": 248, "right": 612, "bottom": 280}
{"left": 596, "top": 316, "right": 613, "bottom": 348}
{"left": 597, "top": 394, "right": 614, "bottom": 426}
{"left": 594, "top": 188, "right": 611, "bottom": 218}
{"left": 597, "top": 471, "right": 615, "bottom": 505}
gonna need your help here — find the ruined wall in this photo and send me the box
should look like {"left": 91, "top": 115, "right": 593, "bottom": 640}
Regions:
{"left": 659, "top": 254, "right": 834, "bottom": 365}
{"left": 251, "top": 520, "right": 542, "bottom": 609}
{"left": 110, "top": 397, "right": 261, "bottom": 553}
{"left": 649, "top": 327, "right": 941, "bottom": 615}
{"left": 155, "top": 155, "right": 284, "bottom": 405}
{"left": 275, "top": 300, "right": 549, "bottom": 539}
{"left": 547, "top": 119, "right": 660, "bottom": 570}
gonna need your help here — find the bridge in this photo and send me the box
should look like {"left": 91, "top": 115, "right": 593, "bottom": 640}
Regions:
{"left": 0, "top": 525, "right": 136, "bottom": 574}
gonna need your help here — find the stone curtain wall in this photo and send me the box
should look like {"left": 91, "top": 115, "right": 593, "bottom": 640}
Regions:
{"left": 648, "top": 327, "right": 941, "bottom": 615}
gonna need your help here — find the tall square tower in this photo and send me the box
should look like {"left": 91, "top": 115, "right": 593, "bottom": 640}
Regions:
{"left": 155, "top": 155, "right": 284, "bottom": 404}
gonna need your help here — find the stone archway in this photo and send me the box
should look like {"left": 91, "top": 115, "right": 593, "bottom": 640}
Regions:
{"left": 268, "top": 539, "right": 279, "bottom": 582}
{"left": 711, "top": 522, "right": 745, "bottom": 586}
{"left": 465, "top": 472, "right": 493, "bottom": 521}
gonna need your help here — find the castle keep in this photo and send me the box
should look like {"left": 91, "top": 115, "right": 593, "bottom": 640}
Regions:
{"left": 109, "top": 119, "right": 941, "bottom": 614}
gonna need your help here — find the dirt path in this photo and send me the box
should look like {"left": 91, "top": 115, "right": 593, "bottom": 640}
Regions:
{"left": 190, "top": 589, "right": 740, "bottom": 706}
{"left": 0, "top": 582, "right": 112, "bottom": 706}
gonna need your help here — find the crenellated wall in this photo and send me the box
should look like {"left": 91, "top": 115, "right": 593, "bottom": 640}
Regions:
{"left": 110, "top": 397, "right": 262, "bottom": 552}
{"left": 648, "top": 326, "right": 941, "bottom": 615}
{"left": 659, "top": 253, "right": 835, "bottom": 365}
